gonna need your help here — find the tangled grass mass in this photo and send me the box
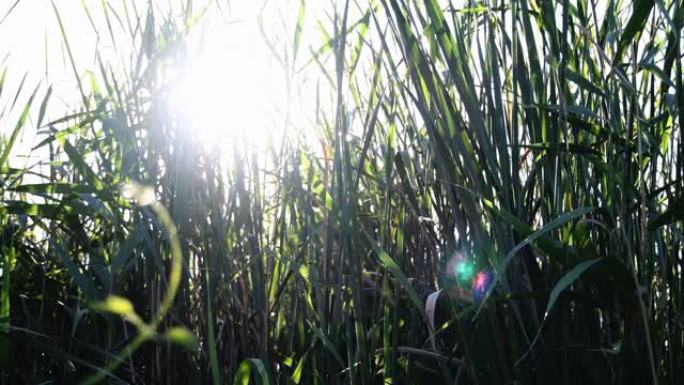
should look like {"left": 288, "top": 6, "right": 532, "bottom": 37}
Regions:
{"left": 1, "top": 0, "right": 683, "bottom": 384}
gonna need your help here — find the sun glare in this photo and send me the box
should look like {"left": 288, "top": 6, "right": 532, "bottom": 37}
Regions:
{"left": 170, "top": 15, "right": 285, "bottom": 152}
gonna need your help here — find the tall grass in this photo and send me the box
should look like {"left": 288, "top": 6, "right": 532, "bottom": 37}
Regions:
{"left": 1, "top": 0, "right": 682, "bottom": 384}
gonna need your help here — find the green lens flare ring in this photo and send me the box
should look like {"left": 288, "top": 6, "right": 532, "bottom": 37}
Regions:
{"left": 455, "top": 261, "right": 475, "bottom": 285}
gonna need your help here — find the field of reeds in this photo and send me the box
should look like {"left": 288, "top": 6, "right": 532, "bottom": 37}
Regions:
{"left": 1, "top": 0, "right": 683, "bottom": 384}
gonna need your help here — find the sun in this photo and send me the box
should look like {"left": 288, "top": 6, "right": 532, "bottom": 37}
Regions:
{"left": 169, "top": 14, "right": 285, "bottom": 152}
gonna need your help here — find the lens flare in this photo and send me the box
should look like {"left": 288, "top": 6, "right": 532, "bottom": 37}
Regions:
{"left": 471, "top": 269, "right": 495, "bottom": 303}
{"left": 455, "top": 261, "right": 475, "bottom": 285}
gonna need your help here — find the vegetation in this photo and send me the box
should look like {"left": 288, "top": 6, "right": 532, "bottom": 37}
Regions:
{"left": 1, "top": 0, "right": 683, "bottom": 384}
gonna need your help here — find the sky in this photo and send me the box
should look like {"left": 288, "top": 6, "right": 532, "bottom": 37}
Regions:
{"left": 0, "top": 0, "right": 336, "bottom": 165}
{"left": 1, "top": 0, "right": 96, "bottom": 165}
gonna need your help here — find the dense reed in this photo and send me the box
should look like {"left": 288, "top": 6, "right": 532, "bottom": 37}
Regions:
{"left": 1, "top": 0, "right": 682, "bottom": 384}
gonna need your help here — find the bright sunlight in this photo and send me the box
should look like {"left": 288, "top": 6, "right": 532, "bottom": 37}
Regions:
{"left": 169, "top": 10, "right": 285, "bottom": 150}
{"left": 5, "top": 1, "right": 681, "bottom": 384}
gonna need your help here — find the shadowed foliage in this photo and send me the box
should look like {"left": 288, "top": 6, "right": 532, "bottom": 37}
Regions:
{"left": 1, "top": 0, "right": 683, "bottom": 384}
